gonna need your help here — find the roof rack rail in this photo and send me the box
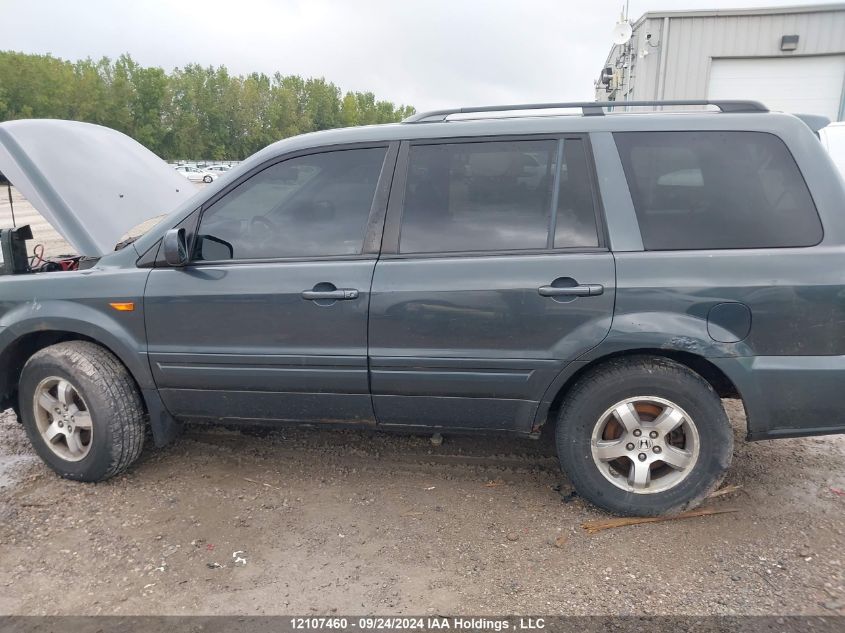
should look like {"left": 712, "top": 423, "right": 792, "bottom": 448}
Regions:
{"left": 402, "top": 99, "right": 768, "bottom": 123}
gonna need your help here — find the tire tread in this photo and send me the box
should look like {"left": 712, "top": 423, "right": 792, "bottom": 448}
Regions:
{"left": 25, "top": 341, "right": 145, "bottom": 480}
{"left": 556, "top": 355, "right": 733, "bottom": 516}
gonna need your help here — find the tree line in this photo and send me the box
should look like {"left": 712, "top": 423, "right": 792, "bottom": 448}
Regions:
{"left": 0, "top": 51, "right": 415, "bottom": 160}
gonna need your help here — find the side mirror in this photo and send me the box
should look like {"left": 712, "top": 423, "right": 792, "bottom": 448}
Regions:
{"left": 163, "top": 228, "right": 189, "bottom": 266}
{"left": 196, "top": 234, "right": 234, "bottom": 261}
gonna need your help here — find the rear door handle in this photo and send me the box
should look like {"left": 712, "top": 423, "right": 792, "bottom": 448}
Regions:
{"left": 538, "top": 284, "right": 604, "bottom": 297}
{"left": 301, "top": 288, "right": 359, "bottom": 301}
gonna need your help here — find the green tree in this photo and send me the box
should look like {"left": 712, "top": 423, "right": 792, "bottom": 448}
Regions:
{"left": 340, "top": 92, "right": 359, "bottom": 127}
{"left": 0, "top": 50, "right": 415, "bottom": 159}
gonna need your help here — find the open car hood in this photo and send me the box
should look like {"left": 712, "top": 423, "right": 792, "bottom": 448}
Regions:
{"left": 0, "top": 119, "right": 195, "bottom": 256}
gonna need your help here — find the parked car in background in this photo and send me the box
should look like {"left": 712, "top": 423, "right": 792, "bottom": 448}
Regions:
{"left": 174, "top": 165, "right": 216, "bottom": 183}
{"left": 205, "top": 164, "right": 232, "bottom": 176}
{"left": 820, "top": 122, "right": 845, "bottom": 179}
{"left": 0, "top": 103, "right": 843, "bottom": 517}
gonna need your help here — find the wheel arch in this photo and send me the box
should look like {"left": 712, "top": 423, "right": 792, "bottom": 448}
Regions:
{"left": 0, "top": 323, "right": 179, "bottom": 447}
{"left": 536, "top": 348, "right": 744, "bottom": 434}
{"left": 0, "top": 330, "right": 143, "bottom": 413}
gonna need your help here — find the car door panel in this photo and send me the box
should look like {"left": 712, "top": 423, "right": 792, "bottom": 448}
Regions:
{"left": 145, "top": 260, "right": 376, "bottom": 422}
{"left": 369, "top": 253, "right": 615, "bottom": 430}
{"left": 144, "top": 143, "right": 397, "bottom": 424}
{"left": 368, "top": 137, "right": 615, "bottom": 432}
{"left": 146, "top": 262, "right": 374, "bottom": 362}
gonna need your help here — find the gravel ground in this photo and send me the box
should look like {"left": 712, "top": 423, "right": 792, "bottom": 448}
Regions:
{"left": 0, "top": 400, "right": 844, "bottom": 616}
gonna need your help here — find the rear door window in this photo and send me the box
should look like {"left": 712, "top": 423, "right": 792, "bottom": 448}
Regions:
{"left": 399, "top": 139, "right": 599, "bottom": 254}
{"left": 614, "top": 131, "right": 822, "bottom": 250}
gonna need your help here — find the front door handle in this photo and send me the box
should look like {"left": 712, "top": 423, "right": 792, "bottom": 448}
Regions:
{"left": 301, "top": 288, "right": 359, "bottom": 301}
{"left": 538, "top": 284, "right": 604, "bottom": 297}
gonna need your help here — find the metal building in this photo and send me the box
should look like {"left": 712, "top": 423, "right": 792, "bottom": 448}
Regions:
{"left": 596, "top": 3, "right": 845, "bottom": 120}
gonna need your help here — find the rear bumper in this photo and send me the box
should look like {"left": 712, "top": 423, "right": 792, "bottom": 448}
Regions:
{"left": 711, "top": 355, "right": 845, "bottom": 440}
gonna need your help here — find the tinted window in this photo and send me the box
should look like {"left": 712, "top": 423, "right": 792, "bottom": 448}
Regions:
{"left": 399, "top": 139, "right": 598, "bottom": 253}
{"left": 400, "top": 140, "right": 554, "bottom": 253}
{"left": 195, "top": 147, "right": 387, "bottom": 260}
{"left": 614, "top": 131, "right": 821, "bottom": 250}
{"left": 554, "top": 139, "right": 599, "bottom": 248}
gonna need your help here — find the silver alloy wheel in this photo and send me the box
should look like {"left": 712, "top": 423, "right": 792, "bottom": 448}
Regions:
{"left": 590, "top": 396, "right": 700, "bottom": 494}
{"left": 32, "top": 376, "right": 94, "bottom": 462}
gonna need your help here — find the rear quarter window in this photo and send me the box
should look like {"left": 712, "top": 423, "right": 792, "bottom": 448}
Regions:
{"left": 614, "top": 131, "right": 822, "bottom": 250}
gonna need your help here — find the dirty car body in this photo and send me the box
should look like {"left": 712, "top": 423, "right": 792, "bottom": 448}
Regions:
{"left": 1, "top": 102, "right": 843, "bottom": 516}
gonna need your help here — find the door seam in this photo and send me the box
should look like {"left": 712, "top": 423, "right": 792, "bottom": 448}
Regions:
{"left": 366, "top": 142, "right": 402, "bottom": 422}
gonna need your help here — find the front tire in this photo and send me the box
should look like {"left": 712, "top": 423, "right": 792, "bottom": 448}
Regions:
{"left": 19, "top": 341, "right": 146, "bottom": 482}
{"left": 556, "top": 356, "right": 733, "bottom": 516}
{"left": 202, "top": 175, "right": 213, "bottom": 183}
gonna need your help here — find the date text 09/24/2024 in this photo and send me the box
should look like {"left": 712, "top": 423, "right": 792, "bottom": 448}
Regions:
{"left": 289, "top": 617, "right": 547, "bottom": 631}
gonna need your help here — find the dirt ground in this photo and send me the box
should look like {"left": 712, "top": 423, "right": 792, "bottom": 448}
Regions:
{"left": 0, "top": 187, "right": 844, "bottom": 616}
{"left": 0, "top": 400, "right": 844, "bottom": 616}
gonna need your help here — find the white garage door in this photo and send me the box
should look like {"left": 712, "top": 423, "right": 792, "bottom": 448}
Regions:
{"left": 708, "top": 55, "right": 845, "bottom": 120}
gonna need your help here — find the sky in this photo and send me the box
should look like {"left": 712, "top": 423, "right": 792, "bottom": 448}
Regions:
{"left": 0, "top": 0, "right": 833, "bottom": 111}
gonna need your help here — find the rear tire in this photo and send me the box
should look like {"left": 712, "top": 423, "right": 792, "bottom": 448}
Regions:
{"left": 556, "top": 356, "right": 733, "bottom": 516}
{"left": 19, "top": 341, "right": 146, "bottom": 482}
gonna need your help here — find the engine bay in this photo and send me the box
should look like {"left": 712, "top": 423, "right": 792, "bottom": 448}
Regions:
{"left": 1, "top": 174, "right": 98, "bottom": 275}
{"left": 0, "top": 223, "right": 93, "bottom": 275}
